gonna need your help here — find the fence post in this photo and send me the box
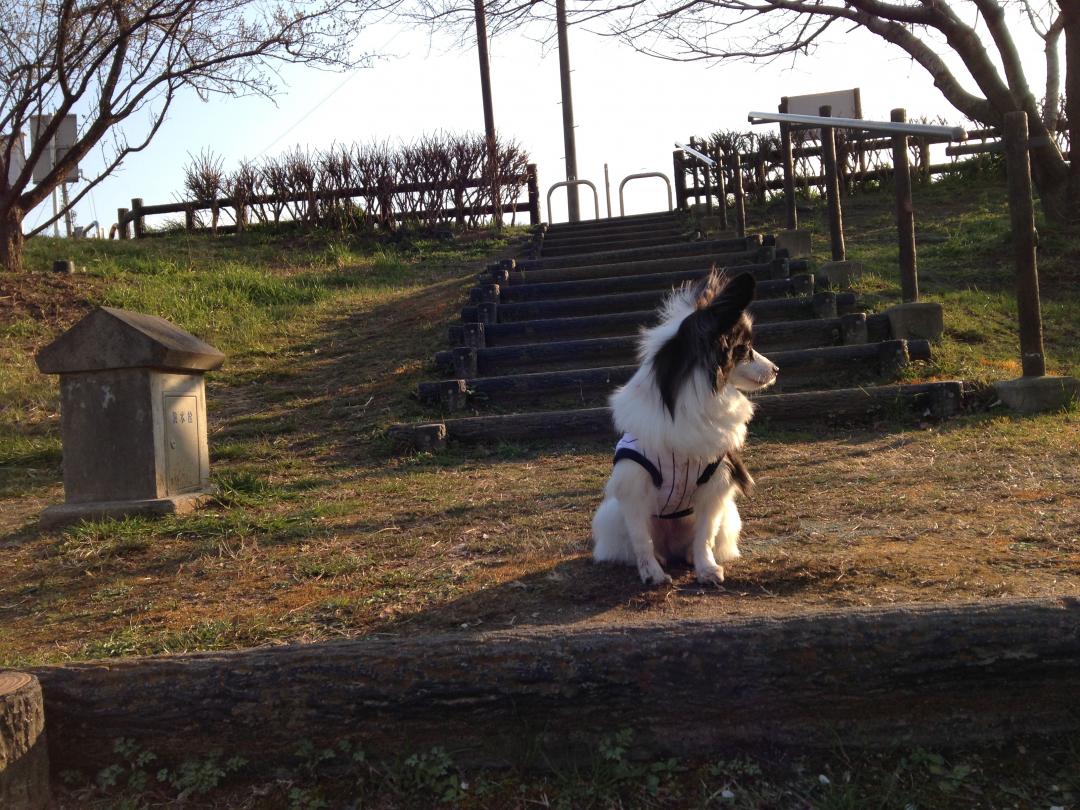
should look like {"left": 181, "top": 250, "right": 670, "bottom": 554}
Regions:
{"left": 689, "top": 137, "right": 702, "bottom": 207}
{"left": 918, "top": 137, "right": 931, "bottom": 183}
{"left": 1003, "top": 111, "right": 1046, "bottom": 378}
{"left": 715, "top": 146, "right": 729, "bottom": 231}
{"left": 753, "top": 154, "right": 766, "bottom": 204}
{"left": 702, "top": 144, "right": 714, "bottom": 214}
{"left": 819, "top": 105, "right": 846, "bottom": 261}
{"left": 130, "top": 198, "right": 145, "bottom": 239}
{"left": 673, "top": 150, "right": 688, "bottom": 210}
{"left": 729, "top": 152, "right": 746, "bottom": 238}
{"left": 891, "top": 108, "right": 919, "bottom": 302}
{"left": 779, "top": 97, "right": 797, "bottom": 230}
{"left": 526, "top": 163, "right": 540, "bottom": 226}
{"left": 117, "top": 208, "right": 130, "bottom": 240}
{"left": 184, "top": 206, "right": 195, "bottom": 232}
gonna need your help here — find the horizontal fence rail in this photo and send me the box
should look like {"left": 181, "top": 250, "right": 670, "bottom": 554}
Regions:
{"left": 748, "top": 112, "right": 968, "bottom": 141}
{"left": 118, "top": 167, "right": 541, "bottom": 238}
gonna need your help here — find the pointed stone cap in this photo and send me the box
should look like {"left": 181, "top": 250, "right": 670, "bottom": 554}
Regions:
{"left": 36, "top": 306, "right": 225, "bottom": 374}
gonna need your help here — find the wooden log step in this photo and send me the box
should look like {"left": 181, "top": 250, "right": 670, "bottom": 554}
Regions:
{"left": 397, "top": 381, "right": 965, "bottom": 445}
{"left": 539, "top": 222, "right": 693, "bottom": 246}
{"left": 450, "top": 293, "right": 857, "bottom": 346}
{"left": 538, "top": 227, "right": 693, "bottom": 251}
{"left": 544, "top": 209, "right": 686, "bottom": 234}
{"left": 514, "top": 236, "right": 765, "bottom": 272}
{"left": 28, "top": 597, "right": 1080, "bottom": 773}
{"left": 492, "top": 252, "right": 808, "bottom": 286}
{"left": 537, "top": 231, "right": 697, "bottom": 258}
{"left": 461, "top": 275, "right": 817, "bottom": 323}
{"left": 436, "top": 314, "right": 891, "bottom": 375}
{"left": 419, "top": 340, "right": 931, "bottom": 407}
{"left": 0, "top": 672, "right": 51, "bottom": 810}
{"left": 478, "top": 259, "right": 790, "bottom": 304}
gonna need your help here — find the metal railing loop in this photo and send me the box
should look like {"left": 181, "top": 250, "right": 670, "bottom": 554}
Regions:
{"left": 618, "top": 172, "right": 673, "bottom": 216}
{"left": 546, "top": 179, "right": 601, "bottom": 223}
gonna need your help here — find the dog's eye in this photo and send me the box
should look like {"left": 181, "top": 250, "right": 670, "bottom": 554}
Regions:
{"left": 732, "top": 345, "right": 749, "bottom": 362}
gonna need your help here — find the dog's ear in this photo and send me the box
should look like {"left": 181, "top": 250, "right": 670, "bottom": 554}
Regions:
{"left": 653, "top": 273, "right": 757, "bottom": 417}
{"left": 698, "top": 272, "right": 756, "bottom": 335}
{"left": 692, "top": 266, "right": 727, "bottom": 309}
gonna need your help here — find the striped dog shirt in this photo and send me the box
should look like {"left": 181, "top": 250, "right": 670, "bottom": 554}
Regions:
{"left": 613, "top": 433, "right": 723, "bottom": 520}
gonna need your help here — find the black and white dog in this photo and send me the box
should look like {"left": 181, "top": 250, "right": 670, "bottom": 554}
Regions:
{"left": 591, "top": 271, "right": 778, "bottom": 586}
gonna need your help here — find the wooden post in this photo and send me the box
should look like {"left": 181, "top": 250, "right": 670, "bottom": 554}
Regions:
{"left": 673, "top": 150, "right": 688, "bottom": 210}
{"left": 702, "top": 141, "right": 714, "bottom": 214}
{"left": 130, "top": 198, "right": 145, "bottom": 239}
{"left": 0, "top": 672, "right": 50, "bottom": 809}
{"left": 730, "top": 153, "right": 746, "bottom": 238}
{"left": 691, "top": 137, "right": 699, "bottom": 207}
{"left": 819, "top": 105, "right": 846, "bottom": 261}
{"left": 715, "top": 146, "right": 729, "bottom": 231}
{"left": 184, "top": 206, "right": 195, "bottom": 232}
{"left": 891, "top": 108, "right": 919, "bottom": 302}
{"left": 117, "top": 208, "right": 130, "bottom": 240}
{"left": 1004, "top": 111, "right": 1046, "bottom": 378}
{"left": 753, "top": 154, "right": 766, "bottom": 204}
{"left": 918, "top": 137, "right": 931, "bottom": 183}
{"left": 779, "top": 98, "right": 797, "bottom": 230}
{"left": 526, "top": 163, "right": 540, "bottom": 225}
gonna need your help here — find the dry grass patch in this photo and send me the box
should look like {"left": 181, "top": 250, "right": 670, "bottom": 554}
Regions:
{"left": 3, "top": 409, "right": 1078, "bottom": 665}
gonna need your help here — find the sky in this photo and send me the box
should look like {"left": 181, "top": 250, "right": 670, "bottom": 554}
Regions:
{"left": 20, "top": 5, "right": 1051, "bottom": 236}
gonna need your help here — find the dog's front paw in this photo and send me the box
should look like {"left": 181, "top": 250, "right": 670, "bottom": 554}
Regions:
{"left": 696, "top": 564, "right": 725, "bottom": 587}
{"left": 637, "top": 557, "right": 672, "bottom": 586}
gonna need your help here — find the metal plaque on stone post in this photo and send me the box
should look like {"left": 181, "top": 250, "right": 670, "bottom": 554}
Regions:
{"left": 35, "top": 307, "right": 225, "bottom": 528}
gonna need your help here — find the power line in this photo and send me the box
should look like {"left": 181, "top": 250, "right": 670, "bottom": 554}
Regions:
{"left": 253, "top": 68, "right": 363, "bottom": 158}
{"left": 254, "top": 27, "right": 409, "bottom": 159}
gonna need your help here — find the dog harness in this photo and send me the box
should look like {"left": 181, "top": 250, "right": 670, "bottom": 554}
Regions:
{"left": 613, "top": 433, "right": 722, "bottom": 520}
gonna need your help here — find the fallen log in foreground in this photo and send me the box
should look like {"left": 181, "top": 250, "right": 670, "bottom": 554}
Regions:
{"left": 31, "top": 597, "right": 1080, "bottom": 773}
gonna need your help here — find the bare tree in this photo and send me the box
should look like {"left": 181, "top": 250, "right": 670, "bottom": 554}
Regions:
{"left": 403, "top": 0, "right": 1076, "bottom": 220}
{"left": 0, "top": 0, "right": 383, "bottom": 273}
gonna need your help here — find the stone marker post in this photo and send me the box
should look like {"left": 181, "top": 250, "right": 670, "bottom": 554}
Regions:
{"left": 36, "top": 306, "right": 225, "bottom": 528}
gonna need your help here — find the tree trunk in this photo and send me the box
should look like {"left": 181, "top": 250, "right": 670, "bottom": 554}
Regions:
{"left": 1, "top": 204, "right": 25, "bottom": 274}
{"left": 1062, "top": 1, "right": 1080, "bottom": 224}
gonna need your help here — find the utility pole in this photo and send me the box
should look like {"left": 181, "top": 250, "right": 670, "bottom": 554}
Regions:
{"left": 555, "top": 0, "right": 580, "bottom": 222}
{"left": 60, "top": 181, "right": 74, "bottom": 238}
{"left": 473, "top": 0, "right": 500, "bottom": 224}
{"left": 51, "top": 187, "right": 60, "bottom": 237}
{"left": 473, "top": 0, "right": 496, "bottom": 151}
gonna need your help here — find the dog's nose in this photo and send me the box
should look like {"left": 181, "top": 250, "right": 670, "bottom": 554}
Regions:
{"left": 771, "top": 361, "right": 780, "bottom": 375}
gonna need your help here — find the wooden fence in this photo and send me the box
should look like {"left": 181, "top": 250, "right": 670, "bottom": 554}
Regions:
{"left": 117, "top": 164, "right": 541, "bottom": 238}
{"left": 676, "top": 110, "right": 1067, "bottom": 389}
{"left": 673, "top": 127, "right": 1004, "bottom": 230}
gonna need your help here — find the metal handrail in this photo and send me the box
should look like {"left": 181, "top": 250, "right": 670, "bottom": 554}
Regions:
{"left": 618, "top": 172, "right": 673, "bottom": 216}
{"left": 675, "top": 141, "right": 717, "bottom": 167}
{"left": 546, "top": 179, "right": 601, "bottom": 223}
{"left": 748, "top": 111, "right": 967, "bottom": 142}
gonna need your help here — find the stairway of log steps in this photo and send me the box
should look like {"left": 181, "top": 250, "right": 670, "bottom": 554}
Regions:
{"left": 392, "top": 209, "right": 964, "bottom": 449}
